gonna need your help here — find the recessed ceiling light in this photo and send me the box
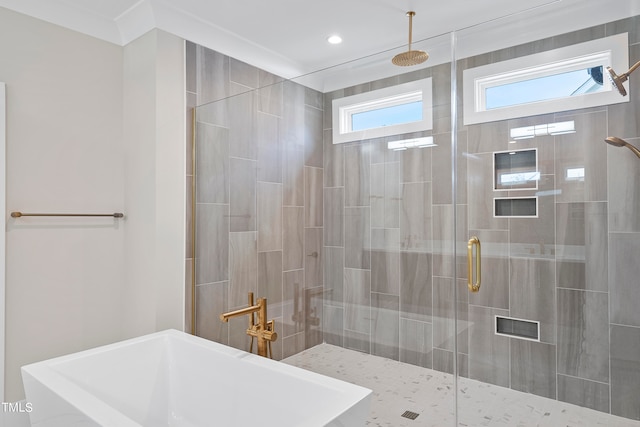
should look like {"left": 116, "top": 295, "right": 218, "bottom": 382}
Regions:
{"left": 327, "top": 35, "right": 342, "bottom": 44}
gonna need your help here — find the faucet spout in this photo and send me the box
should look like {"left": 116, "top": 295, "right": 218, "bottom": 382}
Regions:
{"left": 219, "top": 304, "right": 261, "bottom": 322}
{"left": 219, "top": 293, "right": 277, "bottom": 358}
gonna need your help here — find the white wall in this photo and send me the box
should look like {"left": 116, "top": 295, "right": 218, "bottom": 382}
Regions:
{"left": 122, "top": 29, "right": 185, "bottom": 337}
{"left": 0, "top": 8, "right": 186, "bottom": 400}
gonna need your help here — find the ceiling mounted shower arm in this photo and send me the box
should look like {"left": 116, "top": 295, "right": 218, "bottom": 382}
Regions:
{"left": 407, "top": 11, "right": 415, "bottom": 51}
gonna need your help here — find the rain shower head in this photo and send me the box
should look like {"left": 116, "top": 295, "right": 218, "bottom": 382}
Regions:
{"left": 392, "top": 11, "right": 429, "bottom": 67}
{"left": 605, "top": 136, "right": 640, "bottom": 159}
{"left": 606, "top": 60, "right": 640, "bottom": 97}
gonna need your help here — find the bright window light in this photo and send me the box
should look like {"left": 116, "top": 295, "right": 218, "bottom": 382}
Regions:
{"left": 510, "top": 121, "right": 575, "bottom": 140}
{"left": 332, "top": 78, "right": 432, "bottom": 144}
{"left": 387, "top": 137, "right": 435, "bottom": 151}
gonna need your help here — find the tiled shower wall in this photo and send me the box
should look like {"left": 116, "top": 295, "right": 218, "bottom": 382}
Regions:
{"left": 322, "top": 16, "right": 640, "bottom": 421}
{"left": 185, "top": 42, "right": 324, "bottom": 359}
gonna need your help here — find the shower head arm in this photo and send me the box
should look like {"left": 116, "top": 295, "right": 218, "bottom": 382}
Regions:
{"left": 407, "top": 11, "right": 415, "bottom": 50}
{"left": 623, "top": 60, "right": 640, "bottom": 79}
{"left": 625, "top": 142, "right": 640, "bottom": 159}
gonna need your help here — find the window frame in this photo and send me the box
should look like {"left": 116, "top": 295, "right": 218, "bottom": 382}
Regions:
{"left": 463, "top": 33, "right": 629, "bottom": 125}
{"left": 332, "top": 78, "right": 432, "bottom": 144}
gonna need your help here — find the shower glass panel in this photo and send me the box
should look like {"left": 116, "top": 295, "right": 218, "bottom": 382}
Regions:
{"left": 456, "top": 4, "right": 640, "bottom": 425}
{"left": 191, "top": 29, "right": 459, "bottom": 425}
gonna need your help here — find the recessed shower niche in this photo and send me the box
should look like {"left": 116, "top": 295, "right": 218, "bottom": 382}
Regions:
{"left": 493, "top": 148, "right": 538, "bottom": 218}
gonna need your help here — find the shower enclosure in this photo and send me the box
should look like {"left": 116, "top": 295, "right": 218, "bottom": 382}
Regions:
{"left": 187, "top": 4, "right": 640, "bottom": 424}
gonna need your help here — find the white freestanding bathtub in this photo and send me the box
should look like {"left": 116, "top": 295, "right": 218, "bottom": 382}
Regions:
{"left": 21, "top": 329, "right": 371, "bottom": 426}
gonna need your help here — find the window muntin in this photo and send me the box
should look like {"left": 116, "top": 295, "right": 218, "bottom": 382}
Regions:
{"left": 463, "top": 33, "right": 629, "bottom": 125}
{"left": 332, "top": 78, "right": 432, "bottom": 144}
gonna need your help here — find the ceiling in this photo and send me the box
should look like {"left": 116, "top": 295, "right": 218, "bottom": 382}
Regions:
{"left": 1, "top": 0, "right": 639, "bottom": 91}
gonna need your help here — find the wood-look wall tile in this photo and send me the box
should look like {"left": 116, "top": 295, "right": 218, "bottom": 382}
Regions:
{"left": 345, "top": 144, "right": 370, "bottom": 207}
{"left": 400, "top": 252, "right": 432, "bottom": 323}
{"left": 228, "top": 90, "right": 257, "bottom": 160}
{"left": 608, "top": 135, "right": 640, "bottom": 232}
{"left": 371, "top": 229, "right": 400, "bottom": 295}
{"left": 196, "top": 281, "right": 228, "bottom": 344}
{"left": 372, "top": 293, "right": 400, "bottom": 360}
{"left": 258, "top": 251, "right": 283, "bottom": 318}
{"left": 282, "top": 332, "right": 306, "bottom": 359}
{"left": 195, "top": 203, "right": 229, "bottom": 284}
{"left": 467, "top": 229, "right": 509, "bottom": 310}
{"left": 510, "top": 340, "right": 556, "bottom": 399}
{"left": 344, "top": 268, "right": 371, "bottom": 334}
{"left": 371, "top": 163, "right": 385, "bottom": 228}
{"left": 324, "top": 187, "right": 344, "bottom": 247}
{"left": 324, "top": 247, "right": 344, "bottom": 307}
{"left": 304, "top": 228, "right": 323, "bottom": 287}
{"left": 433, "top": 277, "right": 468, "bottom": 353}
{"left": 304, "top": 105, "right": 323, "bottom": 168}
{"left": 610, "top": 232, "right": 640, "bottom": 327}
{"left": 186, "top": 92, "right": 196, "bottom": 176}
{"left": 610, "top": 324, "right": 640, "bottom": 420}
{"left": 324, "top": 129, "right": 343, "bottom": 188}
{"left": 229, "top": 57, "right": 258, "bottom": 88}
{"left": 196, "top": 46, "right": 229, "bottom": 105}
{"left": 556, "top": 202, "right": 608, "bottom": 292}
{"left": 257, "top": 182, "right": 283, "bottom": 252}
{"left": 400, "top": 182, "right": 432, "bottom": 251}
{"left": 196, "top": 123, "right": 229, "bottom": 204}
{"left": 283, "top": 270, "right": 304, "bottom": 337}
{"left": 257, "top": 71, "right": 283, "bottom": 117}
{"left": 557, "top": 374, "right": 610, "bottom": 414}
{"left": 400, "top": 318, "right": 432, "bottom": 368}
{"left": 229, "top": 158, "right": 256, "bottom": 232}
{"left": 283, "top": 145, "right": 304, "bottom": 207}
{"left": 402, "top": 143, "right": 432, "bottom": 183}
{"left": 557, "top": 289, "right": 609, "bottom": 383}
{"left": 283, "top": 207, "right": 303, "bottom": 271}
{"left": 469, "top": 305, "right": 510, "bottom": 387}
{"left": 510, "top": 257, "right": 555, "bottom": 343}
{"left": 305, "top": 285, "right": 324, "bottom": 348}
{"left": 468, "top": 152, "right": 508, "bottom": 230}
{"left": 305, "top": 167, "right": 323, "bottom": 227}
{"left": 229, "top": 232, "right": 257, "bottom": 309}
{"left": 256, "top": 112, "right": 281, "bottom": 183}
{"left": 345, "top": 207, "right": 370, "bottom": 269}
{"left": 324, "top": 304, "right": 344, "bottom": 347}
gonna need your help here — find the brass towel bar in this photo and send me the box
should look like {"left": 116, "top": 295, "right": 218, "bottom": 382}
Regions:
{"left": 11, "top": 212, "right": 124, "bottom": 218}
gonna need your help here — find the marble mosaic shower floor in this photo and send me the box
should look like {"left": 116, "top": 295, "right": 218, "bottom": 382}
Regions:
{"left": 282, "top": 344, "right": 640, "bottom": 427}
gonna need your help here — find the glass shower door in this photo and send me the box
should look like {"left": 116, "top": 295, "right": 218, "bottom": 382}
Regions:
{"left": 455, "top": 4, "right": 640, "bottom": 425}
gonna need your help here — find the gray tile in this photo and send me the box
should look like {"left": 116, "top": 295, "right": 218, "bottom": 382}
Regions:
{"left": 304, "top": 228, "right": 323, "bottom": 287}
{"left": 324, "top": 305, "right": 344, "bottom": 347}
{"left": 283, "top": 270, "right": 304, "bottom": 337}
{"left": 557, "top": 289, "right": 609, "bottom": 383}
{"left": 257, "top": 182, "right": 283, "bottom": 252}
{"left": 509, "top": 175, "right": 555, "bottom": 251}
{"left": 345, "top": 144, "right": 370, "bottom": 207}
{"left": 186, "top": 92, "right": 196, "bottom": 176}
{"left": 195, "top": 203, "right": 228, "bottom": 284}
{"left": 196, "top": 281, "right": 228, "bottom": 344}
{"left": 229, "top": 232, "right": 257, "bottom": 309}
{"left": 281, "top": 81, "right": 304, "bottom": 150}
{"left": 371, "top": 293, "right": 400, "bottom": 360}
{"left": 305, "top": 286, "right": 324, "bottom": 348}
{"left": 433, "top": 277, "right": 468, "bottom": 354}
{"left": 345, "top": 207, "right": 370, "bottom": 269}
{"left": 557, "top": 374, "right": 610, "bottom": 414}
{"left": 324, "top": 247, "right": 344, "bottom": 307}
{"left": 282, "top": 207, "right": 303, "bottom": 271}
{"left": 304, "top": 105, "right": 323, "bottom": 168}
{"left": 229, "top": 57, "right": 258, "bottom": 88}
{"left": 556, "top": 202, "right": 608, "bottom": 292}
{"left": 371, "top": 163, "right": 385, "bottom": 228}
{"left": 433, "top": 348, "right": 454, "bottom": 375}
{"left": 196, "top": 46, "right": 229, "bottom": 105}
{"left": 229, "top": 158, "right": 256, "bottom": 232}
{"left": 606, "top": 15, "right": 640, "bottom": 43}
{"left": 257, "top": 71, "right": 283, "bottom": 117}
{"left": 258, "top": 251, "right": 283, "bottom": 318}
{"left": 344, "top": 329, "right": 371, "bottom": 354}
{"left": 555, "top": 111, "right": 607, "bottom": 203}
{"left": 256, "top": 112, "right": 281, "bottom": 183}
{"left": 371, "top": 162, "right": 401, "bottom": 228}
{"left": 610, "top": 233, "right": 640, "bottom": 327}
{"left": 324, "top": 129, "right": 343, "bottom": 188}
{"left": 185, "top": 259, "right": 193, "bottom": 332}
{"left": 509, "top": 257, "right": 555, "bottom": 343}
{"left": 467, "top": 230, "right": 510, "bottom": 310}
{"left": 400, "top": 252, "right": 432, "bottom": 323}
{"left": 510, "top": 340, "right": 556, "bottom": 399}
{"left": 283, "top": 144, "right": 304, "bottom": 207}
{"left": 304, "top": 167, "right": 323, "bottom": 227}
{"left": 399, "top": 318, "right": 432, "bottom": 368}
{"left": 400, "top": 182, "right": 432, "bottom": 251}
{"left": 467, "top": 120, "right": 509, "bottom": 154}
{"left": 282, "top": 332, "right": 306, "bottom": 359}
{"left": 228, "top": 91, "right": 257, "bottom": 160}
{"left": 610, "top": 324, "right": 640, "bottom": 420}
{"left": 467, "top": 153, "right": 508, "bottom": 230}
{"left": 371, "top": 229, "right": 400, "bottom": 295}
{"left": 344, "top": 268, "right": 371, "bottom": 334}
{"left": 431, "top": 133, "right": 456, "bottom": 204}
{"left": 196, "top": 123, "right": 229, "bottom": 204}
{"left": 469, "top": 305, "right": 510, "bottom": 387}
{"left": 305, "top": 87, "right": 324, "bottom": 110}
{"left": 402, "top": 141, "right": 432, "bottom": 183}
{"left": 324, "top": 187, "right": 344, "bottom": 247}
{"left": 608, "top": 135, "right": 640, "bottom": 232}
{"left": 185, "top": 41, "right": 196, "bottom": 93}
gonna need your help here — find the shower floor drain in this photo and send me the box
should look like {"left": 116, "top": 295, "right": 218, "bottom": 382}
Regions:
{"left": 401, "top": 410, "right": 420, "bottom": 420}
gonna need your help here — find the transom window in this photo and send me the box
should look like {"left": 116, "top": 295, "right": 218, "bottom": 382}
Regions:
{"left": 332, "top": 78, "right": 432, "bottom": 144}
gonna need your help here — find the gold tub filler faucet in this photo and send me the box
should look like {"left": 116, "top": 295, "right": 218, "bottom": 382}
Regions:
{"left": 219, "top": 292, "right": 277, "bottom": 358}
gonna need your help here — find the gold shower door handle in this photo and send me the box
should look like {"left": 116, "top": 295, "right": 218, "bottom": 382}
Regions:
{"left": 467, "top": 236, "right": 481, "bottom": 293}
